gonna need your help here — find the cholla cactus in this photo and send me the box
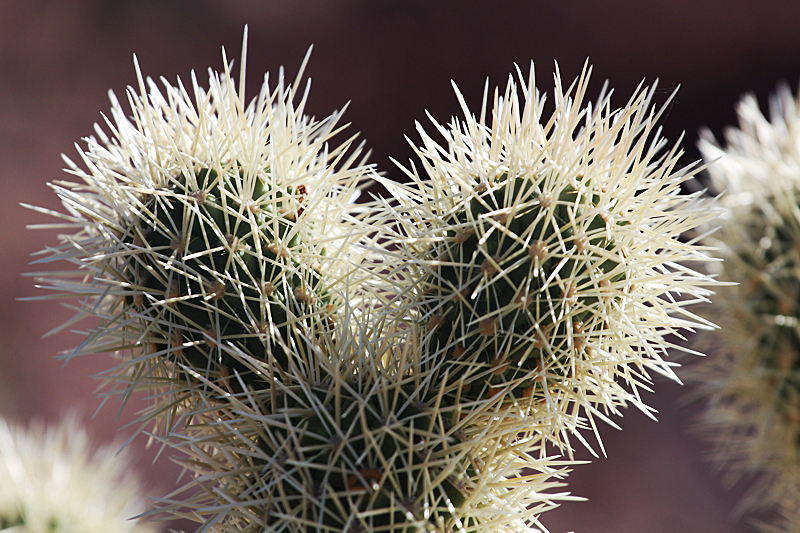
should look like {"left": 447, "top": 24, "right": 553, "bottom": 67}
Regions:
{"left": 29, "top": 32, "right": 722, "bottom": 532}
{"left": 28, "top": 34, "right": 372, "bottom": 428}
{"left": 0, "top": 414, "right": 153, "bottom": 533}
{"left": 693, "top": 83, "right": 800, "bottom": 529}
{"left": 211, "top": 380, "right": 475, "bottom": 532}
{"left": 372, "top": 63, "right": 717, "bottom": 451}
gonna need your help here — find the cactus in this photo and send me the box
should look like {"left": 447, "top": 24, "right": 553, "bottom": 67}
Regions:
{"left": 693, "top": 83, "right": 800, "bottom": 530}
{"left": 29, "top": 35, "right": 719, "bottom": 533}
{"left": 415, "top": 171, "right": 627, "bottom": 401}
{"left": 256, "top": 379, "right": 473, "bottom": 533}
{"left": 143, "top": 300, "right": 577, "bottom": 533}
{"left": 0, "top": 415, "right": 153, "bottom": 533}
{"left": 153, "top": 332, "right": 577, "bottom": 533}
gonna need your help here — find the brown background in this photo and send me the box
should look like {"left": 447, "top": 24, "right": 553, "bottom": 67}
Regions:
{"left": 2, "top": 1, "right": 798, "bottom": 532}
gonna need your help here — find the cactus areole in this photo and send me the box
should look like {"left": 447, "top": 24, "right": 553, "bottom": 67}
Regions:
{"left": 122, "top": 166, "right": 330, "bottom": 390}
{"left": 420, "top": 173, "right": 627, "bottom": 401}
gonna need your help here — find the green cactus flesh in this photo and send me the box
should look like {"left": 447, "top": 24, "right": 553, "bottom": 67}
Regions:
{"left": 258, "top": 382, "right": 473, "bottom": 533}
{"left": 121, "top": 167, "right": 330, "bottom": 390}
{"left": 420, "top": 173, "right": 626, "bottom": 401}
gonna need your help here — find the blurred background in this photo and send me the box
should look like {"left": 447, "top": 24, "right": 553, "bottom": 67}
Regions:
{"left": 2, "top": 1, "right": 799, "bottom": 532}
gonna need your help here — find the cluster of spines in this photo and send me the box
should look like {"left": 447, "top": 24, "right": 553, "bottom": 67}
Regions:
{"left": 416, "top": 171, "right": 626, "bottom": 403}
{"left": 153, "top": 338, "right": 574, "bottom": 533}
{"left": 255, "top": 379, "right": 474, "bottom": 532}
{"left": 0, "top": 415, "right": 153, "bottom": 533}
{"left": 120, "top": 164, "right": 333, "bottom": 392}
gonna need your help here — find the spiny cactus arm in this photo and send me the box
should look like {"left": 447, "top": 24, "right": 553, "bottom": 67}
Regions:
{"left": 369, "top": 61, "right": 718, "bottom": 456}
{"left": 27, "top": 34, "right": 377, "bottom": 436}
{"left": 139, "top": 302, "right": 581, "bottom": 533}
{"left": 148, "top": 371, "right": 579, "bottom": 532}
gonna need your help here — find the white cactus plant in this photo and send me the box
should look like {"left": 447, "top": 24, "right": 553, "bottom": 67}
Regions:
{"left": 367, "top": 63, "right": 718, "bottom": 456}
{"left": 0, "top": 414, "right": 153, "bottom": 533}
{"left": 25, "top": 31, "right": 721, "bottom": 532}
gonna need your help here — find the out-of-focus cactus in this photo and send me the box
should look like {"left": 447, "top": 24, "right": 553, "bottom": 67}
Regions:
{"left": 370, "top": 63, "right": 718, "bottom": 453}
{"left": 693, "top": 83, "right": 800, "bottom": 531}
{"left": 0, "top": 414, "right": 153, "bottom": 533}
